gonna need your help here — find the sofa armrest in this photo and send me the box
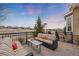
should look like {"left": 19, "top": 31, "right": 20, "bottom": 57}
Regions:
{"left": 14, "top": 48, "right": 32, "bottom": 56}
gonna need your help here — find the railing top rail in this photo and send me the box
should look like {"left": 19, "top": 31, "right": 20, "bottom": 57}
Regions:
{"left": 0, "top": 32, "right": 34, "bottom": 35}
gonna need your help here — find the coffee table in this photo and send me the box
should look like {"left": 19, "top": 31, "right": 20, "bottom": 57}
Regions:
{"left": 28, "top": 39, "right": 42, "bottom": 53}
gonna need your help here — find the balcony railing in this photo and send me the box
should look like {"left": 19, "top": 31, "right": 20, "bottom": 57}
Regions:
{"left": 0, "top": 32, "right": 34, "bottom": 44}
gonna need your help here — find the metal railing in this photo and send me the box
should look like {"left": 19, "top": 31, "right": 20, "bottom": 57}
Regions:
{"left": 0, "top": 32, "right": 34, "bottom": 44}
{"left": 66, "top": 32, "right": 73, "bottom": 44}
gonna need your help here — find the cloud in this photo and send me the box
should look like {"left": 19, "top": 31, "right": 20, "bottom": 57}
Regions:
{"left": 20, "top": 4, "right": 42, "bottom": 15}
{"left": 43, "top": 14, "right": 66, "bottom": 29}
{"left": 48, "top": 5, "right": 57, "bottom": 10}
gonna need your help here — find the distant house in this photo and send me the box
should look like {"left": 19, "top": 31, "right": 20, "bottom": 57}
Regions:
{"left": 64, "top": 3, "right": 79, "bottom": 44}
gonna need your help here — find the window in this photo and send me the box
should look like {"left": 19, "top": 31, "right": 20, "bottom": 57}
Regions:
{"left": 66, "top": 15, "right": 72, "bottom": 32}
{"left": 68, "top": 26, "right": 71, "bottom": 31}
{"left": 68, "top": 17, "right": 71, "bottom": 31}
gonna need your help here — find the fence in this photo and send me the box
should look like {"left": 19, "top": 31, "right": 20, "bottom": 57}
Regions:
{"left": 0, "top": 32, "right": 34, "bottom": 44}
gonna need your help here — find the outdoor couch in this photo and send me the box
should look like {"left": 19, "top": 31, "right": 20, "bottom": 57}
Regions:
{"left": 0, "top": 37, "right": 33, "bottom": 56}
{"left": 35, "top": 33, "right": 58, "bottom": 50}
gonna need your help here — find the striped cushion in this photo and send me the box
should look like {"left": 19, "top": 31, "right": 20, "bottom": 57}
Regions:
{"left": 15, "top": 40, "right": 23, "bottom": 49}
{"left": 48, "top": 34, "right": 56, "bottom": 40}
{"left": 0, "top": 43, "right": 14, "bottom": 56}
{"left": 0, "top": 49, "right": 13, "bottom": 56}
{"left": 14, "top": 40, "right": 30, "bottom": 56}
{"left": 2, "top": 37, "right": 12, "bottom": 48}
{"left": 0, "top": 37, "right": 14, "bottom": 56}
{"left": 0, "top": 37, "right": 31, "bottom": 56}
{"left": 14, "top": 48, "right": 30, "bottom": 56}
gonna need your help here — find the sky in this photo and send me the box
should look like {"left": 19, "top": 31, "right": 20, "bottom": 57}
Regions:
{"left": 0, "top": 3, "right": 69, "bottom": 29}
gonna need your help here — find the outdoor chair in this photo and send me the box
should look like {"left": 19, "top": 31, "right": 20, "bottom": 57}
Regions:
{"left": 0, "top": 37, "right": 33, "bottom": 56}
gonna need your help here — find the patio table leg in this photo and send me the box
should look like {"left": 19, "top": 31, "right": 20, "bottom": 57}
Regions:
{"left": 27, "top": 41, "right": 30, "bottom": 47}
{"left": 37, "top": 45, "right": 41, "bottom": 53}
{"left": 28, "top": 41, "right": 32, "bottom": 47}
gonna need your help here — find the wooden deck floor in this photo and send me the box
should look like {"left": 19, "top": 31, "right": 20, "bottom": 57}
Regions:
{"left": 23, "top": 41, "right": 79, "bottom": 56}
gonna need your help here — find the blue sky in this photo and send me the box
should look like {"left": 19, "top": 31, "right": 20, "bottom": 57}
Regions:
{"left": 0, "top": 3, "right": 69, "bottom": 29}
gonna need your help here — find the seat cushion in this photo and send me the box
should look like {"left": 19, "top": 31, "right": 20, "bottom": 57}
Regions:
{"left": 0, "top": 50, "right": 14, "bottom": 56}
{"left": 38, "top": 33, "right": 48, "bottom": 39}
{"left": 35, "top": 37, "right": 45, "bottom": 42}
{"left": 14, "top": 40, "right": 23, "bottom": 49}
{"left": 0, "top": 43, "right": 14, "bottom": 56}
{"left": 44, "top": 40, "right": 53, "bottom": 44}
{"left": 41, "top": 34, "right": 48, "bottom": 39}
{"left": 14, "top": 48, "right": 31, "bottom": 56}
{"left": 13, "top": 40, "right": 29, "bottom": 56}
{"left": 35, "top": 37, "right": 52, "bottom": 44}
{"left": 0, "top": 37, "right": 31, "bottom": 56}
{"left": 1, "top": 37, "right": 13, "bottom": 48}
{"left": 48, "top": 34, "right": 56, "bottom": 41}
{"left": 38, "top": 33, "right": 42, "bottom": 38}
{"left": 38, "top": 33, "right": 56, "bottom": 41}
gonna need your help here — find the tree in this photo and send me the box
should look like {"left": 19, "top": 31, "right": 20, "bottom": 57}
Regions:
{"left": 33, "top": 16, "right": 46, "bottom": 37}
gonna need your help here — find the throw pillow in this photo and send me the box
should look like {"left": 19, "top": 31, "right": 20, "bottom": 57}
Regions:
{"left": 12, "top": 41, "right": 17, "bottom": 50}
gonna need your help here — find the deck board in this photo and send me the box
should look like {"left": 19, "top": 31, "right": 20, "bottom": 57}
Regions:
{"left": 23, "top": 41, "right": 79, "bottom": 56}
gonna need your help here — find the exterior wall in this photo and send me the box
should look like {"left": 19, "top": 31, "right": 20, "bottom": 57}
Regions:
{"left": 65, "top": 4, "right": 79, "bottom": 44}
{"left": 73, "top": 7, "right": 79, "bottom": 44}
{"left": 73, "top": 35, "right": 79, "bottom": 44}
{"left": 73, "top": 7, "right": 79, "bottom": 35}
{"left": 71, "top": 15, "right": 73, "bottom": 32}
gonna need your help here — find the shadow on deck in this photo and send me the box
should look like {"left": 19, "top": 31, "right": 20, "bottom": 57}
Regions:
{"left": 23, "top": 41, "right": 79, "bottom": 56}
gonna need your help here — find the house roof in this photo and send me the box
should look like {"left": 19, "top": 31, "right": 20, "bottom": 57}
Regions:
{"left": 64, "top": 3, "right": 79, "bottom": 20}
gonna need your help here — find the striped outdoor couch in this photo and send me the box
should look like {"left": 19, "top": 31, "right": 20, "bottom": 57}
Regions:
{"left": 35, "top": 33, "right": 58, "bottom": 50}
{"left": 0, "top": 37, "right": 33, "bottom": 56}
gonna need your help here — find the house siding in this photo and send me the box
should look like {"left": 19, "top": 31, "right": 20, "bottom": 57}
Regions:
{"left": 73, "top": 7, "right": 79, "bottom": 44}
{"left": 73, "top": 7, "right": 79, "bottom": 35}
{"left": 64, "top": 4, "right": 79, "bottom": 44}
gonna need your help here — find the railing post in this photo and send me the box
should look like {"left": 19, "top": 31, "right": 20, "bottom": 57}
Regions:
{"left": 26, "top": 32, "right": 27, "bottom": 44}
{"left": 71, "top": 32, "right": 73, "bottom": 44}
{"left": 2, "top": 35, "right": 3, "bottom": 40}
{"left": 10, "top": 33, "right": 11, "bottom": 38}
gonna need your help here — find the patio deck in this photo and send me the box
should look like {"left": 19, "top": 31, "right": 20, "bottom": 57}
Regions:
{"left": 23, "top": 41, "right": 79, "bottom": 56}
